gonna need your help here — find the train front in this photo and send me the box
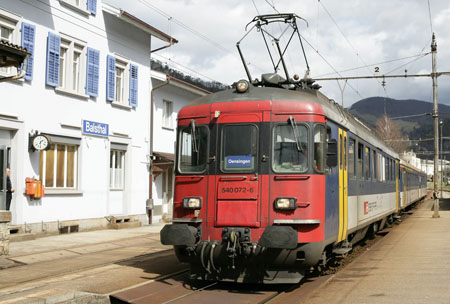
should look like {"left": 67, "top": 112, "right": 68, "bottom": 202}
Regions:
{"left": 161, "top": 83, "right": 329, "bottom": 284}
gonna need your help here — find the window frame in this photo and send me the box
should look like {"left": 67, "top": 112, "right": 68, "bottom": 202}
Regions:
{"left": 55, "top": 33, "right": 88, "bottom": 98}
{"left": 177, "top": 124, "right": 210, "bottom": 174}
{"left": 0, "top": 10, "right": 20, "bottom": 77}
{"left": 110, "top": 148, "right": 125, "bottom": 190}
{"left": 162, "top": 100, "right": 174, "bottom": 130}
{"left": 272, "top": 122, "right": 309, "bottom": 174}
{"left": 313, "top": 123, "right": 326, "bottom": 173}
{"left": 348, "top": 138, "right": 356, "bottom": 178}
{"left": 40, "top": 142, "right": 79, "bottom": 191}
{"left": 108, "top": 54, "right": 137, "bottom": 108}
{"left": 221, "top": 123, "right": 259, "bottom": 174}
{"left": 357, "top": 142, "right": 363, "bottom": 179}
{"left": 372, "top": 150, "right": 377, "bottom": 181}
{"left": 59, "top": 0, "right": 91, "bottom": 16}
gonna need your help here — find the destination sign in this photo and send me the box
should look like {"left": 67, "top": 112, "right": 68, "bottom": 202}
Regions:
{"left": 226, "top": 155, "right": 252, "bottom": 168}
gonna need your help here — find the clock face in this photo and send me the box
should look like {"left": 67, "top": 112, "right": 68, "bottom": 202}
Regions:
{"left": 32, "top": 135, "right": 50, "bottom": 150}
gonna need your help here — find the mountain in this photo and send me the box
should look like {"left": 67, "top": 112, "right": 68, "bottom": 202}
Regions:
{"left": 348, "top": 97, "right": 450, "bottom": 159}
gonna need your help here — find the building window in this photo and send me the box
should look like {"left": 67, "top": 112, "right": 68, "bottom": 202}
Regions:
{"left": 0, "top": 12, "right": 19, "bottom": 76}
{"left": 110, "top": 150, "right": 125, "bottom": 189}
{"left": 40, "top": 143, "right": 78, "bottom": 189}
{"left": 46, "top": 32, "right": 95, "bottom": 98}
{"left": 163, "top": 100, "right": 173, "bottom": 129}
{"left": 106, "top": 55, "right": 138, "bottom": 107}
{"left": 58, "top": 36, "right": 86, "bottom": 94}
{"left": 115, "top": 61, "right": 125, "bottom": 103}
{"left": 59, "top": 0, "right": 97, "bottom": 15}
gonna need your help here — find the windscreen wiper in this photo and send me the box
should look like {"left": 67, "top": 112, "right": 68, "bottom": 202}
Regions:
{"left": 289, "top": 116, "right": 303, "bottom": 152}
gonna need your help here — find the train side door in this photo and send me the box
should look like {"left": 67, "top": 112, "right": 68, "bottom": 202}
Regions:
{"left": 338, "top": 129, "right": 348, "bottom": 242}
{"left": 403, "top": 169, "right": 407, "bottom": 206}
{"left": 395, "top": 160, "right": 399, "bottom": 212}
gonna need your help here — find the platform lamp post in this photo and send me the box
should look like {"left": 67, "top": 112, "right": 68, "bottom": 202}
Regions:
{"left": 440, "top": 120, "right": 444, "bottom": 198}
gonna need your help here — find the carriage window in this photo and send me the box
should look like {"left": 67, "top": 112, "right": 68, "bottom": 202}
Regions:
{"left": 357, "top": 143, "right": 363, "bottom": 179}
{"left": 385, "top": 157, "right": 389, "bottom": 182}
{"left": 273, "top": 124, "right": 308, "bottom": 173}
{"left": 221, "top": 124, "right": 257, "bottom": 172}
{"left": 373, "top": 150, "right": 377, "bottom": 180}
{"left": 365, "top": 147, "right": 370, "bottom": 180}
{"left": 348, "top": 139, "right": 355, "bottom": 178}
{"left": 178, "top": 125, "right": 209, "bottom": 173}
{"left": 314, "top": 124, "right": 326, "bottom": 172}
{"left": 378, "top": 154, "right": 382, "bottom": 182}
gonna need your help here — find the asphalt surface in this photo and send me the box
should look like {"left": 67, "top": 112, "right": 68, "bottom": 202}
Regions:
{"left": 305, "top": 195, "right": 450, "bottom": 304}
{"left": 1, "top": 195, "right": 450, "bottom": 303}
{"left": 0, "top": 223, "right": 180, "bottom": 303}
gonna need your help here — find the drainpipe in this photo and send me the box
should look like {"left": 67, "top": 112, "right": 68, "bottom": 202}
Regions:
{"left": 148, "top": 75, "right": 171, "bottom": 224}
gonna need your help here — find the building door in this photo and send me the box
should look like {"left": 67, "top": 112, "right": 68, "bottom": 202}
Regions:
{"left": 162, "top": 167, "right": 173, "bottom": 218}
{"left": 109, "top": 148, "right": 126, "bottom": 215}
{"left": 0, "top": 146, "right": 6, "bottom": 210}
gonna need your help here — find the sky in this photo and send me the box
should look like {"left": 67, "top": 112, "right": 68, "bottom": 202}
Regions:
{"left": 105, "top": 0, "right": 450, "bottom": 108}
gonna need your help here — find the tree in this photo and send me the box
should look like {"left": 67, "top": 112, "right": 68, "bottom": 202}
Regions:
{"left": 375, "top": 114, "right": 410, "bottom": 154}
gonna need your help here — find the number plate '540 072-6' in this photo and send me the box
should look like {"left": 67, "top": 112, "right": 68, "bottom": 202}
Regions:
{"left": 217, "top": 180, "right": 258, "bottom": 200}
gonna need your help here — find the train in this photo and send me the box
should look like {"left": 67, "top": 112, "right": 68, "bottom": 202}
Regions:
{"left": 160, "top": 14, "right": 428, "bottom": 284}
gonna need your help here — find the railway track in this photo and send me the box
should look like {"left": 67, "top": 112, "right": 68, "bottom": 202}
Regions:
{"left": 110, "top": 201, "right": 425, "bottom": 304}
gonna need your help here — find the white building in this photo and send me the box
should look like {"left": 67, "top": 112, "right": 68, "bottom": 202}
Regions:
{"left": 150, "top": 70, "right": 210, "bottom": 223}
{"left": 0, "top": 0, "right": 180, "bottom": 232}
{"left": 401, "top": 150, "right": 449, "bottom": 180}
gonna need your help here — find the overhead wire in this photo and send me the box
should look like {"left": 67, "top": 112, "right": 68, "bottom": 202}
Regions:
{"left": 21, "top": 0, "right": 228, "bottom": 84}
{"left": 138, "top": 0, "right": 271, "bottom": 74}
{"left": 299, "top": 34, "right": 364, "bottom": 99}
{"left": 318, "top": 0, "right": 386, "bottom": 99}
{"left": 259, "top": 0, "right": 364, "bottom": 99}
{"left": 314, "top": 53, "right": 430, "bottom": 77}
{"left": 138, "top": 0, "right": 232, "bottom": 54}
{"left": 384, "top": 53, "right": 429, "bottom": 75}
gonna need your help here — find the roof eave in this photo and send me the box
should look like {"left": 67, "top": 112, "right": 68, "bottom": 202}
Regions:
{"left": 102, "top": 4, "right": 178, "bottom": 44}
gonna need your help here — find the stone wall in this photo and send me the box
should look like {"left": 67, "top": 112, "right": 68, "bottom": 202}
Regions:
{"left": 0, "top": 211, "right": 11, "bottom": 255}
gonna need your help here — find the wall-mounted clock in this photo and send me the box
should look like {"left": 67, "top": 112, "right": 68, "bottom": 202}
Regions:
{"left": 32, "top": 134, "right": 51, "bottom": 151}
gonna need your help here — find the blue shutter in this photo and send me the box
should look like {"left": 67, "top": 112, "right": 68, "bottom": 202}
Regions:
{"left": 106, "top": 55, "right": 115, "bottom": 101}
{"left": 87, "top": 0, "right": 97, "bottom": 15}
{"left": 46, "top": 32, "right": 60, "bottom": 87}
{"left": 129, "top": 64, "right": 138, "bottom": 107}
{"left": 86, "top": 48, "right": 100, "bottom": 97}
{"left": 21, "top": 22, "right": 35, "bottom": 81}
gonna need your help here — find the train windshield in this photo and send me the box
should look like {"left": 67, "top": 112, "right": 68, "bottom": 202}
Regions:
{"left": 221, "top": 124, "right": 258, "bottom": 173}
{"left": 178, "top": 125, "right": 209, "bottom": 173}
{"left": 273, "top": 124, "right": 308, "bottom": 173}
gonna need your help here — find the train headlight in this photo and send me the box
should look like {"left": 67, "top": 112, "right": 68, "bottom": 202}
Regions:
{"left": 274, "top": 198, "right": 297, "bottom": 210}
{"left": 236, "top": 79, "right": 249, "bottom": 93}
{"left": 182, "top": 197, "right": 202, "bottom": 209}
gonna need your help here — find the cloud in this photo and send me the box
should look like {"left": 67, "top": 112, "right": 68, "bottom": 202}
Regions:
{"left": 105, "top": 0, "right": 450, "bottom": 106}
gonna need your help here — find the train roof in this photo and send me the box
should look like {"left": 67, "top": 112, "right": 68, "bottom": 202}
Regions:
{"left": 188, "top": 83, "right": 398, "bottom": 158}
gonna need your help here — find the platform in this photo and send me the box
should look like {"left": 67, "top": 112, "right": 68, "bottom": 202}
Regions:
{"left": 306, "top": 196, "right": 450, "bottom": 304}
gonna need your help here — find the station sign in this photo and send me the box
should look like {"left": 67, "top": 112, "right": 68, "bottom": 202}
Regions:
{"left": 82, "top": 120, "right": 109, "bottom": 137}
